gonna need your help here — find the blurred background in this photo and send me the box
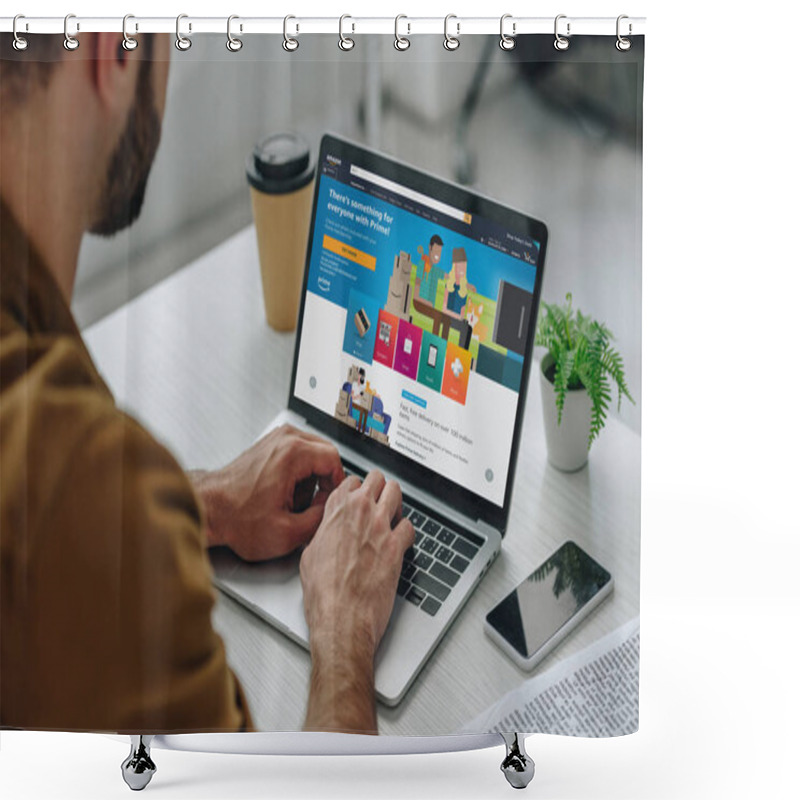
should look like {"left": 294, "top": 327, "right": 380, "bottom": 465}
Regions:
{"left": 74, "top": 34, "right": 642, "bottom": 433}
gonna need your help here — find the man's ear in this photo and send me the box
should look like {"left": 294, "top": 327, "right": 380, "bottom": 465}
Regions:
{"left": 90, "top": 32, "right": 139, "bottom": 118}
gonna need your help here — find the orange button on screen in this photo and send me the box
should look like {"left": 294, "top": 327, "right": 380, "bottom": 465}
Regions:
{"left": 322, "top": 234, "right": 376, "bottom": 271}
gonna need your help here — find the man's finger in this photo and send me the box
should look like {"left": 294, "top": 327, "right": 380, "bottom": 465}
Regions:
{"left": 282, "top": 504, "right": 327, "bottom": 549}
{"left": 311, "top": 487, "right": 331, "bottom": 507}
{"left": 377, "top": 479, "right": 403, "bottom": 524}
{"left": 287, "top": 438, "right": 346, "bottom": 487}
{"left": 316, "top": 468, "right": 344, "bottom": 495}
{"left": 360, "top": 469, "right": 387, "bottom": 502}
{"left": 393, "top": 518, "right": 415, "bottom": 553}
{"left": 289, "top": 427, "right": 337, "bottom": 447}
{"left": 292, "top": 475, "right": 317, "bottom": 512}
{"left": 285, "top": 426, "right": 346, "bottom": 476}
{"left": 332, "top": 474, "right": 362, "bottom": 496}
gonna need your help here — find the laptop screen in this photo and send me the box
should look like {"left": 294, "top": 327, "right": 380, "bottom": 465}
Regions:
{"left": 291, "top": 135, "right": 546, "bottom": 520}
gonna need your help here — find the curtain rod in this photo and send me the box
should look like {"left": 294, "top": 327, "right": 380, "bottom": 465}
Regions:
{"left": 1, "top": 15, "right": 646, "bottom": 37}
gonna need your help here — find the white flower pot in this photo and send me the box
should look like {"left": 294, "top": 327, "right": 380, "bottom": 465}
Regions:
{"left": 539, "top": 354, "right": 592, "bottom": 472}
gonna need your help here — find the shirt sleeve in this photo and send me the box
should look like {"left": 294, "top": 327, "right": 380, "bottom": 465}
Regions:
{"left": 7, "top": 398, "right": 255, "bottom": 733}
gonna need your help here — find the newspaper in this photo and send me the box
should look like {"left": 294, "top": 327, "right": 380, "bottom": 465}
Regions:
{"left": 459, "top": 616, "right": 639, "bottom": 737}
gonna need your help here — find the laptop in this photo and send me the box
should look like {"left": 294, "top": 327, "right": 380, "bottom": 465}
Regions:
{"left": 210, "top": 133, "right": 548, "bottom": 706}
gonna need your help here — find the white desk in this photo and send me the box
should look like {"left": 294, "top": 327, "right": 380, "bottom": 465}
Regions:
{"left": 83, "top": 226, "right": 640, "bottom": 735}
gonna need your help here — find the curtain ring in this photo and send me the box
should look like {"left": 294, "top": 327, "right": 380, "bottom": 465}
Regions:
{"left": 339, "top": 14, "right": 355, "bottom": 51}
{"left": 283, "top": 15, "right": 299, "bottom": 52}
{"left": 63, "top": 13, "right": 79, "bottom": 51}
{"left": 175, "top": 14, "right": 192, "bottom": 51}
{"left": 616, "top": 15, "right": 632, "bottom": 51}
{"left": 227, "top": 15, "right": 243, "bottom": 52}
{"left": 122, "top": 15, "right": 138, "bottom": 51}
{"left": 553, "top": 14, "right": 570, "bottom": 51}
{"left": 499, "top": 14, "right": 516, "bottom": 51}
{"left": 394, "top": 14, "right": 410, "bottom": 51}
{"left": 12, "top": 15, "right": 28, "bottom": 51}
{"left": 443, "top": 14, "right": 460, "bottom": 51}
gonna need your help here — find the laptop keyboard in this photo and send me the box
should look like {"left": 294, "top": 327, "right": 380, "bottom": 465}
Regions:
{"left": 340, "top": 467, "right": 482, "bottom": 618}
{"left": 397, "top": 501, "right": 480, "bottom": 617}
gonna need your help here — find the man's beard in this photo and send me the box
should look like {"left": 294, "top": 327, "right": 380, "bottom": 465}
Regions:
{"left": 89, "top": 59, "right": 162, "bottom": 237}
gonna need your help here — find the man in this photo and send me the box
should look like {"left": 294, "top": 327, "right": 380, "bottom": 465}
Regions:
{"left": 0, "top": 33, "right": 414, "bottom": 734}
{"left": 416, "top": 234, "right": 445, "bottom": 306}
{"left": 350, "top": 367, "right": 370, "bottom": 433}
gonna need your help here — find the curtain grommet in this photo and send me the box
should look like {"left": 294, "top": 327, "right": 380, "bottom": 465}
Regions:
{"left": 394, "top": 15, "right": 410, "bottom": 51}
{"left": 122, "top": 14, "right": 138, "bottom": 51}
{"left": 283, "top": 15, "right": 299, "bottom": 52}
{"left": 226, "top": 15, "right": 243, "bottom": 52}
{"left": 338, "top": 14, "right": 355, "bottom": 51}
{"left": 616, "top": 15, "right": 632, "bottom": 51}
{"left": 63, "top": 13, "right": 80, "bottom": 51}
{"left": 554, "top": 14, "right": 570, "bottom": 51}
{"left": 499, "top": 14, "right": 516, "bottom": 51}
{"left": 175, "top": 14, "right": 192, "bottom": 51}
{"left": 12, "top": 15, "right": 28, "bottom": 51}
{"left": 443, "top": 14, "right": 460, "bottom": 51}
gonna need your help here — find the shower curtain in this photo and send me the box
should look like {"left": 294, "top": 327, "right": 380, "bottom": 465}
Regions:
{"left": 1, "top": 22, "right": 643, "bottom": 742}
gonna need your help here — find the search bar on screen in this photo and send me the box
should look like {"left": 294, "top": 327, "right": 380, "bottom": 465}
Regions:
{"left": 350, "top": 165, "right": 471, "bottom": 224}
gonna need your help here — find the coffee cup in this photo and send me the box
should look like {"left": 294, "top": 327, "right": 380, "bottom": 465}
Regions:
{"left": 246, "top": 133, "right": 315, "bottom": 331}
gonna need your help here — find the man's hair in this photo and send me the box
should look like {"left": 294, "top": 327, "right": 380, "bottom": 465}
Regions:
{"left": 0, "top": 34, "right": 153, "bottom": 108}
{"left": 2, "top": 33, "right": 162, "bottom": 237}
{"left": 0, "top": 34, "right": 65, "bottom": 106}
{"left": 430, "top": 234, "right": 444, "bottom": 248}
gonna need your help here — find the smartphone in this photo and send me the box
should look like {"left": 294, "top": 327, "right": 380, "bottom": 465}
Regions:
{"left": 485, "top": 540, "right": 613, "bottom": 671}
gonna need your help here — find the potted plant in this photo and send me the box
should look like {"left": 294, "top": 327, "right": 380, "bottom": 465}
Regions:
{"left": 535, "top": 293, "right": 634, "bottom": 472}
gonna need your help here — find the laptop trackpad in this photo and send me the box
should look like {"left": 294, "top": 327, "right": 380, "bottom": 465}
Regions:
{"left": 210, "top": 549, "right": 310, "bottom": 646}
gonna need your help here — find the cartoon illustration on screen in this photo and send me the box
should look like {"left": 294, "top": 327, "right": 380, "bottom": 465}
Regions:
{"left": 443, "top": 248, "right": 470, "bottom": 317}
{"left": 338, "top": 221, "right": 535, "bottom": 410}
{"left": 412, "top": 235, "right": 446, "bottom": 319}
{"left": 417, "top": 234, "right": 444, "bottom": 279}
{"left": 378, "top": 319, "right": 392, "bottom": 346}
{"left": 465, "top": 298, "right": 488, "bottom": 343}
{"left": 354, "top": 307, "right": 371, "bottom": 337}
{"left": 334, "top": 363, "right": 392, "bottom": 444}
{"left": 439, "top": 247, "right": 475, "bottom": 349}
{"left": 410, "top": 234, "right": 465, "bottom": 345}
{"left": 350, "top": 365, "right": 368, "bottom": 426}
{"left": 384, "top": 251, "right": 413, "bottom": 321}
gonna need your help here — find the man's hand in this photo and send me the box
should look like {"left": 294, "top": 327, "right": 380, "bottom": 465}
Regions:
{"left": 300, "top": 471, "right": 414, "bottom": 734}
{"left": 191, "top": 424, "right": 345, "bottom": 562}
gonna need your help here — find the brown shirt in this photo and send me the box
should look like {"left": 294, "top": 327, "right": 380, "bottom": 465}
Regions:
{"left": 0, "top": 201, "right": 253, "bottom": 733}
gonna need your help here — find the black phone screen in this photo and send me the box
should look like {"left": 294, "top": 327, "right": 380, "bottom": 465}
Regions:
{"left": 486, "top": 541, "right": 612, "bottom": 658}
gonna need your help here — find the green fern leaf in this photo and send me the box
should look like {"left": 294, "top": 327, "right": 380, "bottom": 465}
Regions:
{"left": 535, "top": 293, "right": 635, "bottom": 448}
{"left": 554, "top": 350, "right": 575, "bottom": 425}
